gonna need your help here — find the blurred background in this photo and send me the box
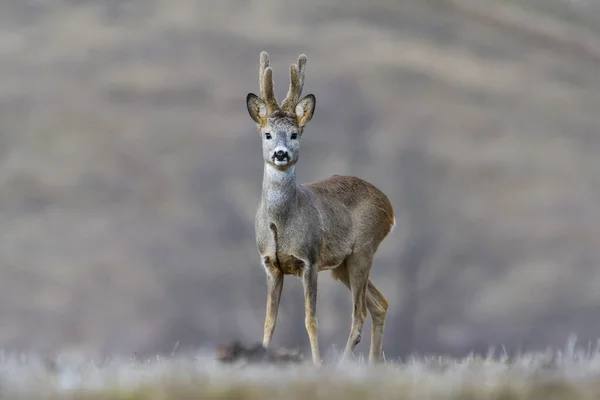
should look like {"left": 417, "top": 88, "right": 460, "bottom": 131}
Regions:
{"left": 1, "top": 0, "right": 600, "bottom": 360}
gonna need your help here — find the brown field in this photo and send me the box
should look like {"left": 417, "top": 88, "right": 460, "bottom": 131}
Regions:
{"left": 1, "top": 1, "right": 600, "bottom": 395}
{"left": 3, "top": 339, "right": 600, "bottom": 399}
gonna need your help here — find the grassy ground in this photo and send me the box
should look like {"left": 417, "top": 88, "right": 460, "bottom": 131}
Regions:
{"left": 3, "top": 339, "right": 600, "bottom": 399}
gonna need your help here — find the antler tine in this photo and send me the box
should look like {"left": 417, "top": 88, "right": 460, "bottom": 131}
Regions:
{"left": 281, "top": 54, "right": 307, "bottom": 112}
{"left": 263, "top": 67, "right": 279, "bottom": 114}
{"left": 259, "top": 51, "right": 280, "bottom": 115}
{"left": 259, "top": 51, "right": 269, "bottom": 101}
{"left": 297, "top": 54, "right": 307, "bottom": 95}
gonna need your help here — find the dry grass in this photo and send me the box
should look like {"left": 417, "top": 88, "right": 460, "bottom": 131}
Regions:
{"left": 2, "top": 339, "right": 600, "bottom": 399}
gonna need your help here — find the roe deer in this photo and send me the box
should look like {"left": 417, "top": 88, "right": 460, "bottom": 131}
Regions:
{"left": 246, "top": 52, "right": 395, "bottom": 365}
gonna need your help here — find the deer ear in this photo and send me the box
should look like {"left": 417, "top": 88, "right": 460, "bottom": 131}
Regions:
{"left": 247, "top": 93, "right": 267, "bottom": 125}
{"left": 295, "top": 94, "right": 315, "bottom": 128}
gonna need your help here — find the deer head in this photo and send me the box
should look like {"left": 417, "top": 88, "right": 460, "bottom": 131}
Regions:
{"left": 246, "top": 52, "right": 316, "bottom": 171}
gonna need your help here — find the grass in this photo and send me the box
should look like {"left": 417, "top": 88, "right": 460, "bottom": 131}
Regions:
{"left": 2, "top": 338, "right": 600, "bottom": 399}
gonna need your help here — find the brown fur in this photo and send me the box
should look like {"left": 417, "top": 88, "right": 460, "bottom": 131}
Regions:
{"left": 308, "top": 174, "right": 395, "bottom": 247}
{"left": 247, "top": 52, "right": 395, "bottom": 365}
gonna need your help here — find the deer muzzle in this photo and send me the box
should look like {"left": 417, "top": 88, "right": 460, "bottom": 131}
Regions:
{"left": 273, "top": 149, "right": 290, "bottom": 166}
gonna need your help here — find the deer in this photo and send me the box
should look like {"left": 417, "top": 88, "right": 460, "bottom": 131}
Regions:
{"left": 246, "top": 51, "right": 395, "bottom": 365}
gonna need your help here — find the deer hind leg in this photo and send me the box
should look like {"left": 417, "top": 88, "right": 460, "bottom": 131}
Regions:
{"left": 366, "top": 280, "right": 388, "bottom": 364}
{"left": 337, "top": 252, "right": 371, "bottom": 360}
{"left": 332, "top": 260, "right": 388, "bottom": 364}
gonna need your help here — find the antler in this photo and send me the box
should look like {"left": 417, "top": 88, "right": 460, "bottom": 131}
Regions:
{"left": 259, "top": 51, "right": 280, "bottom": 115}
{"left": 258, "top": 52, "right": 307, "bottom": 115}
{"left": 281, "top": 54, "right": 307, "bottom": 113}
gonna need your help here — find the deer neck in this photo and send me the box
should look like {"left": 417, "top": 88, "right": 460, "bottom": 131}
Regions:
{"left": 261, "top": 163, "right": 298, "bottom": 217}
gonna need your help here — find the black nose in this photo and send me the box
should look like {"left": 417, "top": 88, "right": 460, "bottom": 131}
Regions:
{"left": 273, "top": 150, "right": 288, "bottom": 161}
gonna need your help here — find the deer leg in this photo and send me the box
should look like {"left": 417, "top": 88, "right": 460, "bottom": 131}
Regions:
{"left": 263, "top": 268, "right": 284, "bottom": 348}
{"left": 335, "top": 266, "right": 388, "bottom": 364}
{"left": 302, "top": 265, "right": 320, "bottom": 364}
{"left": 342, "top": 253, "right": 371, "bottom": 360}
{"left": 366, "top": 280, "right": 388, "bottom": 364}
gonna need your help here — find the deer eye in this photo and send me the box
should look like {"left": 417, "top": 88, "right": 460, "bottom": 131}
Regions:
{"left": 265, "top": 132, "right": 272, "bottom": 140}
{"left": 291, "top": 132, "right": 298, "bottom": 140}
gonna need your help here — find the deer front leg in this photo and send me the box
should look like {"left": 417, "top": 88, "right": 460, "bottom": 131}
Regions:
{"left": 263, "top": 266, "right": 284, "bottom": 348}
{"left": 302, "top": 265, "right": 320, "bottom": 364}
